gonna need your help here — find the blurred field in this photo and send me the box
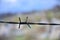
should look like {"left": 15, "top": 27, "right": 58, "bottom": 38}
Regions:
{"left": 15, "top": 36, "right": 24, "bottom": 40}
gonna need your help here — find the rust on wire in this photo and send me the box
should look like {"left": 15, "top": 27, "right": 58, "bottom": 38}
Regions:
{"left": 0, "top": 17, "right": 60, "bottom": 28}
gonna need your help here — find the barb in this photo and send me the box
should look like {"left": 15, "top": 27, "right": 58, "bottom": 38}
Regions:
{"left": 25, "top": 17, "right": 31, "bottom": 28}
{"left": 19, "top": 17, "right": 21, "bottom": 28}
{"left": 0, "top": 17, "right": 60, "bottom": 28}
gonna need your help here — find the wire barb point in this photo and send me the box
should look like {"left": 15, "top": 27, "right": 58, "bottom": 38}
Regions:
{"left": 19, "top": 17, "right": 21, "bottom": 28}
{"left": 25, "top": 17, "right": 31, "bottom": 28}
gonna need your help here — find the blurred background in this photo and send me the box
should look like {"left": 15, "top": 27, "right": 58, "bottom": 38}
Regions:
{"left": 0, "top": 0, "right": 60, "bottom": 40}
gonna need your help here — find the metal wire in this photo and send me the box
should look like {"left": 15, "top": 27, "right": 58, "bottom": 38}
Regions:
{"left": 0, "top": 17, "right": 60, "bottom": 28}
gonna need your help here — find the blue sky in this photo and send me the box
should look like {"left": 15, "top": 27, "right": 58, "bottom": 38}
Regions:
{"left": 0, "top": 0, "right": 58, "bottom": 13}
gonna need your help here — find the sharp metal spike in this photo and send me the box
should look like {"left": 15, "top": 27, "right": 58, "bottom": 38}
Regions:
{"left": 25, "top": 17, "right": 31, "bottom": 28}
{"left": 19, "top": 17, "right": 21, "bottom": 28}
{"left": 27, "top": 24, "right": 31, "bottom": 28}
{"left": 26, "top": 17, "right": 28, "bottom": 22}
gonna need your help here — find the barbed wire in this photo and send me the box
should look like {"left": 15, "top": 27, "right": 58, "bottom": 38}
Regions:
{"left": 0, "top": 17, "right": 60, "bottom": 39}
{"left": 0, "top": 17, "right": 60, "bottom": 28}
